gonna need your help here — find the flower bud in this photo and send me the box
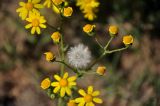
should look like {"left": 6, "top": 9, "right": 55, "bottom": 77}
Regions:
{"left": 109, "top": 25, "right": 118, "bottom": 36}
{"left": 63, "top": 7, "right": 73, "bottom": 17}
{"left": 51, "top": 31, "right": 61, "bottom": 44}
{"left": 96, "top": 66, "right": 106, "bottom": 75}
{"left": 83, "top": 24, "right": 96, "bottom": 36}
{"left": 123, "top": 35, "right": 134, "bottom": 45}
{"left": 41, "top": 78, "right": 51, "bottom": 90}
{"left": 44, "top": 52, "right": 56, "bottom": 62}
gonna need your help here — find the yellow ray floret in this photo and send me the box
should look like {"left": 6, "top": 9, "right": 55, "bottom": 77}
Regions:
{"left": 75, "top": 86, "right": 103, "bottom": 106}
{"left": 25, "top": 11, "right": 47, "bottom": 35}
{"left": 51, "top": 72, "right": 77, "bottom": 97}
{"left": 16, "top": 0, "right": 44, "bottom": 20}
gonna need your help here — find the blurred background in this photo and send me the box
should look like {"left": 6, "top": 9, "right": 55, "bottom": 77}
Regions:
{"left": 0, "top": 0, "right": 160, "bottom": 106}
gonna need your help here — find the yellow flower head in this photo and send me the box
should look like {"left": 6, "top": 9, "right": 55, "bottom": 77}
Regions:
{"left": 43, "top": 0, "right": 52, "bottom": 8}
{"left": 76, "top": 0, "right": 100, "bottom": 21}
{"left": 123, "top": 35, "right": 134, "bottom": 45}
{"left": 75, "top": 86, "right": 103, "bottom": 105}
{"left": 83, "top": 24, "right": 96, "bottom": 34}
{"left": 16, "top": 0, "right": 44, "bottom": 20}
{"left": 96, "top": 66, "right": 106, "bottom": 75}
{"left": 52, "top": 0, "right": 63, "bottom": 5}
{"left": 25, "top": 11, "right": 47, "bottom": 35}
{"left": 109, "top": 25, "right": 119, "bottom": 35}
{"left": 67, "top": 100, "right": 77, "bottom": 106}
{"left": 44, "top": 52, "right": 56, "bottom": 62}
{"left": 63, "top": 7, "right": 73, "bottom": 17}
{"left": 51, "top": 72, "right": 77, "bottom": 97}
{"left": 41, "top": 78, "right": 51, "bottom": 90}
{"left": 51, "top": 31, "right": 61, "bottom": 43}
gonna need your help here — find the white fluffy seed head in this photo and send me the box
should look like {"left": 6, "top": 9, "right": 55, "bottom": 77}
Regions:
{"left": 67, "top": 44, "right": 92, "bottom": 69}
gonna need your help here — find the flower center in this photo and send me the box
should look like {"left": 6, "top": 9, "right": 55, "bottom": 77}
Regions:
{"left": 59, "top": 79, "right": 68, "bottom": 87}
{"left": 25, "top": 2, "right": 33, "bottom": 10}
{"left": 84, "top": 94, "right": 93, "bottom": 103}
{"left": 32, "top": 19, "right": 39, "bottom": 27}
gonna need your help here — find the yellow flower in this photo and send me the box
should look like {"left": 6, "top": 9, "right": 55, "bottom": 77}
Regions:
{"left": 63, "top": 7, "right": 73, "bottom": 17}
{"left": 44, "top": 52, "right": 56, "bottom": 62}
{"left": 83, "top": 24, "right": 95, "bottom": 34}
{"left": 51, "top": 31, "right": 61, "bottom": 43}
{"left": 25, "top": 11, "right": 47, "bottom": 34}
{"left": 109, "top": 25, "right": 119, "bottom": 35}
{"left": 51, "top": 72, "right": 77, "bottom": 97}
{"left": 43, "top": 0, "right": 52, "bottom": 8}
{"left": 16, "top": 0, "right": 43, "bottom": 20}
{"left": 52, "top": 0, "right": 63, "bottom": 5}
{"left": 96, "top": 66, "right": 106, "bottom": 75}
{"left": 76, "top": 0, "right": 99, "bottom": 21}
{"left": 67, "top": 100, "right": 77, "bottom": 106}
{"left": 123, "top": 35, "right": 134, "bottom": 45}
{"left": 75, "top": 86, "right": 103, "bottom": 106}
{"left": 41, "top": 78, "right": 51, "bottom": 90}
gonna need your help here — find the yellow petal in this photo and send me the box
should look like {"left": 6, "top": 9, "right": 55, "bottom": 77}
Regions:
{"left": 93, "top": 98, "right": 103, "bottom": 104}
{"left": 78, "top": 89, "right": 86, "bottom": 96}
{"left": 78, "top": 102, "right": 85, "bottom": 106}
{"left": 87, "top": 102, "right": 95, "bottom": 106}
{"left": 92, "top": 91, "right": 100, "bottom": 96}
{"left": 36, "top": 27, "right": 41, "bottom": 34}
{"left": 53, "top": 86, "right": 60, "bottom": 93}
{"left": 32, "top": 0, "right": 41, "bottom": 4}
{"left": 88, "top": 86, "right": 93, "bottom": 94}
{"left": 75, "top": 97, "right": 84, "bottom": 103}
{"left": 60, "top": 87, "right": 65, "bottom": 97}
{"left": 63, "top": 72, "right": 68, "bottom": 79}
{"left": 19, "top": 2, "right": 25, "bottom": 6}
{"left": 25, "top": 24, "right": 32, "bottom": 29}
{"left": 69, "top": 82, "right": 76, "bottom": 86}
{"left": 31, "top": 27, "right": 36, "bottom": 34}
{"left": 40, "top": 18, "right": 46, "bottom": 23}
{"left": 54, "top": 75, "right": 61, "bottom": 81}
{"left": 21, "top": 9, "right": 28, "bottom": 20}
{"left": 65, "top": 87, "right": 71, "bottom": 96}
{"left": 34, "top": 4, "right": 44, "bottom": 8}
{"left": 68, "top": 76, "right": 77, "bottom": 82}
{"left": 51, "top": 82, "right": 59, "bottom": 87}
{"left": 40, "top": 24, "right": 46, "bottom": 28}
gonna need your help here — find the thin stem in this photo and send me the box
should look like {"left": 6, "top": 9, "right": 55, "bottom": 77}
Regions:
{"left": 86, "top": 52, "right": 106, "bottom": 70}
{"left": 86, "top": 37, "right": 114, "bottom": 70}
{"left": 104, "top": 36, "right": 114, "bottom": 50}
{"left": 46, "top": 23, "right": 58, "bottom": 31}
{"left": 107, "top": 46, "right": 129, "bottom": 54}
{"left": 60, "top": 34, "right": 65, "bottom": 76}
{"left": 55, "top": 60, "right": 79, "bottom": 74}
{"left": 95, "top": 38, "right": 103, "bottom": 49}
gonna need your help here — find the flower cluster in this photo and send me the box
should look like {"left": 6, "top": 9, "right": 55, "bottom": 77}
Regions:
{"left": 41, "top": 73, "right": 103, "bottom": 106}
{"left": 16, "top": 0, "right": 134, "bottom": 105}
{"left": 16, "top": 0, "right": 73, "bottom": 35}
{"left": 76, "top": 0, "right": 100, "bottom": 21}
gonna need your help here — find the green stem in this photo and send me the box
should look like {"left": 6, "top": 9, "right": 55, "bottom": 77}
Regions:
{"left": 58, "top": 98, "right": 63, "bottom": 106}
{"left": 46, "top": 23, "right": 58, "bottom": 31}
{"left": 104, "top": 36, "right": 114, "bottom": 50}
{"left": 86, "top": 52, "right": 106, "bottom": 70}
{"left": 86, "top": 37, "right": 114, "bottom": 70}
{"left": 55, "top": 60, "right": 79, "bottom": 74}
{"left": 95, "top": 38, "right": 103, "bottom": 49}
{"left": 60, "top": 34, "right": 65, "bottom": 76}
{"left": 107, "top": 46, "right": 129, "bottom": 54}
